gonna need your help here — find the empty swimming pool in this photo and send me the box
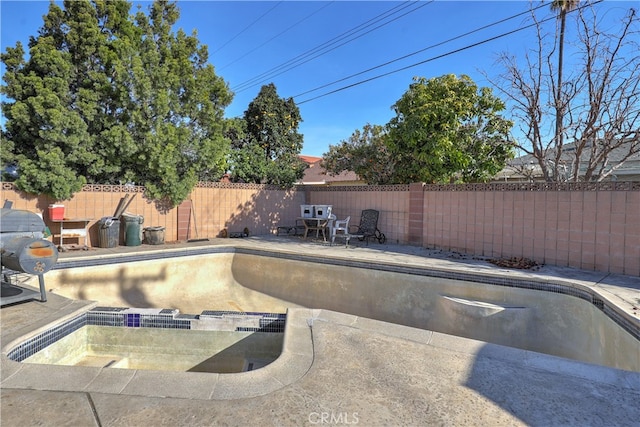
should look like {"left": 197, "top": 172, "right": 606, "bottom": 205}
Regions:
{"left": 37, "top": 246, "right": 640, "bottom": 372}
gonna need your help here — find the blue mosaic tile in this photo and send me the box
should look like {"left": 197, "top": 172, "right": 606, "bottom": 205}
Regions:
{"left": 125, "top": 313, "right": 140, "bottom": 327}
{"left": 86, "top": 312, "right": 125, "bottom": 327}
{"left": 7, "top": 308, "right": 287, "bottom": 362}
{"left": 7, "top": 314, "right": 87, "bottom": 362}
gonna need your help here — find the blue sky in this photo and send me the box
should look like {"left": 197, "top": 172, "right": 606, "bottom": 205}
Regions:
{"left": 1, "top": 1, "right": 635, "bottom": 157}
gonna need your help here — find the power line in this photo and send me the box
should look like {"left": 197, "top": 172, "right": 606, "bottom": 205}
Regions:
{"left": 233, "top": 1, "right": 428, "bottom": 93}
{"left": 295, "top": 1, "right": 600, "bottom": 105}
{"left": 292, "top": 2, "right": 549, "bottom": 99}
{"left": 212, "top": 1, "right": 282, "bottom": 55}
{"left": 296, "top": 17, "right": 557, "bottom": 105}
{"left": 232, "top": 1, "right": 431, "bottom": 93}
{"left": 219, "top": 2, "right": 335, "bottom": 72}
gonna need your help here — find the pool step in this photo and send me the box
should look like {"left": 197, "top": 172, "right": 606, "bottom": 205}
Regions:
{"left": 74, "top": 355, "right": 124, "bottom": 368}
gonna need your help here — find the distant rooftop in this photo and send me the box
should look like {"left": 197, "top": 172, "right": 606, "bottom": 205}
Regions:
{"left": 495, "top": 140, "right": 640, "bottom": 182}
{"left": 298, "top": 155, "right": 362, "bottom": 185}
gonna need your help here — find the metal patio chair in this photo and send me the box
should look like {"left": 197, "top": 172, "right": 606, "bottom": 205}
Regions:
{"left": 349, "top": 209, "right": 386, "bottom": 245}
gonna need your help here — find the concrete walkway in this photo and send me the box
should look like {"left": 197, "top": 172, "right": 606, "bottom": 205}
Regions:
{"left": 2, "top": 237, "right": 639, "bottom": 426}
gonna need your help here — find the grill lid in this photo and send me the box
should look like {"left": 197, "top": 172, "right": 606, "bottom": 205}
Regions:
{"left": 0, "top": 208, "right": 45, "bottom": 234}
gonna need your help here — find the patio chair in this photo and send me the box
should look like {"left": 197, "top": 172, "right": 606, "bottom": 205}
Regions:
{"left": 349, "top": 209, "right": 386, "bottom": 245}
{"left": 329, "top": 215, "right": 351, "bottom": 246}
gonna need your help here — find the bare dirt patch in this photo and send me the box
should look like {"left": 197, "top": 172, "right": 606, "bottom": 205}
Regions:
{"left": 488, "top": 257, "right": 542, "bottom": 270}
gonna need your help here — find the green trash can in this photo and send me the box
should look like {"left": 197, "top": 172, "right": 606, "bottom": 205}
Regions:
{"left": 121, "top": 213, "right": 144, "bottom": 246}
{"left": 98, "top": 217, "right": 120, "bottom": 248}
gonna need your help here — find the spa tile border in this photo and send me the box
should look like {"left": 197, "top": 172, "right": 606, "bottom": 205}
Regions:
{"left": 7, "top": 307, "right": 286, "bottom": 362}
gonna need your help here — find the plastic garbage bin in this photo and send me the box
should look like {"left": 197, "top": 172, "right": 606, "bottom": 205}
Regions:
{"left": 144, "top": 226, "right": 165, "bottom": 245}
{"left": 98, "top": 216, "right": 120, "bottom": 248}
{"left": 121, "top": 213, "right": 144, "bottom": 246}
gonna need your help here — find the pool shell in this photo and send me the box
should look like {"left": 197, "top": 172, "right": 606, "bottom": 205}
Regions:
{"left": 31, "top": 246, "right": 640, "bottom": 372}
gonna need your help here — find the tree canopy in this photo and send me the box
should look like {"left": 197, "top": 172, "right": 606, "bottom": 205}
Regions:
{"left": 1, "top": 0, "right": 232, "bottom": 204}
{"left": 386, "top": 75, "right": 514, "bottom": 183}
{"left": 228, "top": 83, "right": 306, "bottom": 186}
{"left": 322, "top": 123, "right": 395, "bottom": 185}
{"left": 323, "top": 75, "right": 514, "bottom": 184}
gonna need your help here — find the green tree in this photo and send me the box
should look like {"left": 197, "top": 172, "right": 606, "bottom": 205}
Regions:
{"left": 1, "top": 3, "right": 88, "bottom": 197}
{"left": 225, "top": 117, "right": 266, "bottom": 183}
{"left": 1, "top": 0, "right": 232, "bottom": 204}
{"left": 386, "top": 74, "right": 514, "bottom": 183}
{"left": 322, "top": 123, "right": 395, "bottom": 185}
{"left": 230, "top": 83, "right": 306, "bottom": 186}
{"left": 124, "top": 1, "right": 232, "bottom": 203}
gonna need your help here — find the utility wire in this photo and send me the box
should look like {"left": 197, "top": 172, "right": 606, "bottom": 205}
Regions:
{"left": 292, "top": 2, "right": 549, "bottom": 99}
{"left": 296, "top": 17, "right": 557, "bottom": 104}
{"left": 219, "top": 2, "right": 334, "bottom": 72}
{"left": 295, "top": 1, "right": 600, "bottom": 105}
{"left": 232, "top": 0, "right": 430, "bottom": 93}
{"left": 233, "top": 1, "right": 427, "bottom": 92}
{"left": 231, "top": 0, "right": 416, "bottom": 91}
{"left": 212, "top": 1, "right": 282, "bottom": 55}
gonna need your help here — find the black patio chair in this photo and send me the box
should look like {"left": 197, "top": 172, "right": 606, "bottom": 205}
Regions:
{"left": 349, "top": 209, "right": 386, "bottom": 245}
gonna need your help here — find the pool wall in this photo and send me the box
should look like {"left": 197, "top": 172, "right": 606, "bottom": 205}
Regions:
{"left": 232, "top": 253, "right": 639, "bottom": 372}
{"left": 43, "top": 247, "right": 640, "bottom": 372}
{"left": 45, "top": 253, "right": 300, "bottom": 314}
{"left": 24, "top": 325, "right": 283, "bottom": 373}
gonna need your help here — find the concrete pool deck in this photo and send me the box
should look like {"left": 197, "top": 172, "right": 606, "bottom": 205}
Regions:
{"left": 2, "top": 236, "right": 639, "bottom": 426}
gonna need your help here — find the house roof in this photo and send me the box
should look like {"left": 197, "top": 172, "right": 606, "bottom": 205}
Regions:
{"left": 496, "top": 139, "right": 640, "bottom": 181}
{"left": 299, "top": 155, "right": 322, "bottom": 164}
{"left": 298, "top": 155, "right": 361, "bottom": 185}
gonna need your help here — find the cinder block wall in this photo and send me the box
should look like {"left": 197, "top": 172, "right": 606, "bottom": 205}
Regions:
{"left": 1, "top": 181, "right": 637, "bottom": 275}
{"left": 0, "top": 184, "right": 175, "bottom": 248}
{"left": 419, "top": 183, "right": 639, "bottom": 276}
{"left": 309, "top": 182, "right": 639, "bottom": 275}
{"left": 0, "top": 182, "right": 306, "bottom": 245}
{"left": 188, "top": 183, "right": 304, "bottom": 238}
{"left": 308, "top": 185, "right": 410, "bottom": 245}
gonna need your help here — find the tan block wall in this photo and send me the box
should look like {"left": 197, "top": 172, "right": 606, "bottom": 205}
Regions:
{"left": 421, "top": 184, "right": 639, "bottom": 276}
{"left": 1, "top": 181, "right": 637, "bottom": 275}
{"left": 189, "top": 184, "right": 305, "bottom": 237}
{"left": 0, "top": 182, "right": 306, "bottom": 245}
{"left": 0, "top": 184, "right": 175, "bottom": 247}
{"left": 308, "top": 185, "right": 410, "bottom": 245}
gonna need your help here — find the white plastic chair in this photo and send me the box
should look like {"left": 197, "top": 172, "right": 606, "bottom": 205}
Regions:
{"left": 330, "top": 215, "right": 351, "bottom": 246}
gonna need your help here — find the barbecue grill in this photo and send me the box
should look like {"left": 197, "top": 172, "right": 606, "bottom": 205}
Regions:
{"left": 1, "top": 207, "right": 59, "bottom": 306}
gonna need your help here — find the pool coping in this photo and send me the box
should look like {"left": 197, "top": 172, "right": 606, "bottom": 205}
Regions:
{"left": 2, "top": 240, "right": 639, "bottom": 401}
{"left": 1, "top": 307, "right": 315, "bottom": 400}
{"left": 3, "top": 305, "right": 639, "bottom": 400}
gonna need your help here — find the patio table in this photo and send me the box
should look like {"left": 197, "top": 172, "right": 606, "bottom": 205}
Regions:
{"left": 298, "top": 217, "right": 330, "bottom": 241}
